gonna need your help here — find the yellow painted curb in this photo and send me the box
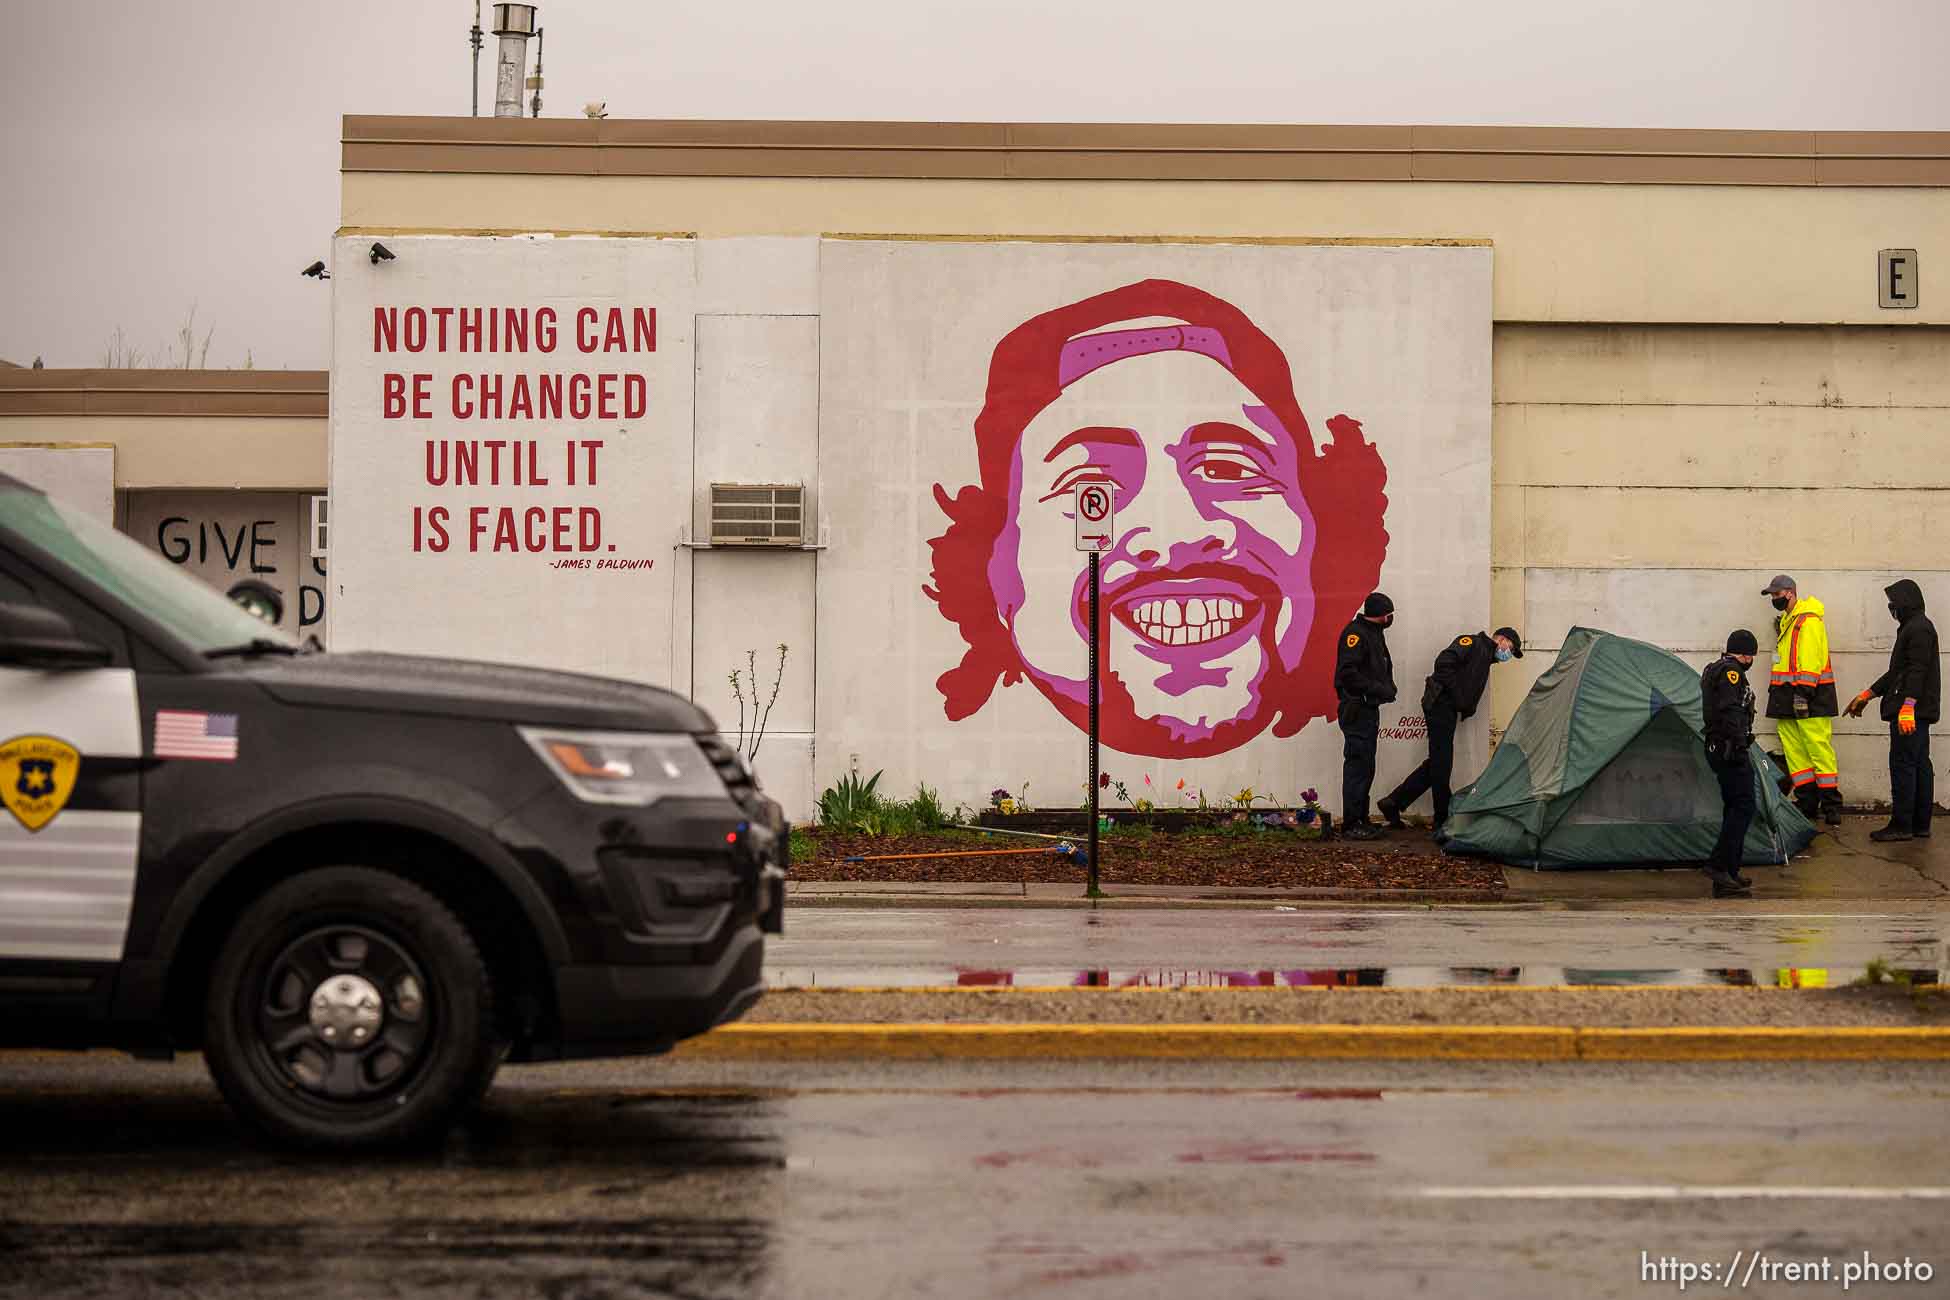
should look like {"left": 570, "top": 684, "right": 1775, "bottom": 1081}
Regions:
{"left": 673, "top": 1022, "right": 1950, "bottom": 1063}
{"left": 1577, "top": 1027, "right": 1950, "bottom": 1062}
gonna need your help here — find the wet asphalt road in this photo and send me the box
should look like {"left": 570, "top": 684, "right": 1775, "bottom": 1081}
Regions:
{"left": 764, "top": 905, "right": 1950, "bottom": 987}
{"left": 3, "top": 1052, "right": 1947, "bottom": 1299}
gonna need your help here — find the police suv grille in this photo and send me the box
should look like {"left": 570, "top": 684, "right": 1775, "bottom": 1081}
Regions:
{"left": 695, "top": 734, "right": 758, "bottom": 808}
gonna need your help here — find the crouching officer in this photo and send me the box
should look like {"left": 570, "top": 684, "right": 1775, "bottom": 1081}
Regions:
{"left": 1701, "top": 629, "right": 1760, "bottom": 898}
{"left": 1378, "top": 626, "right": 1523, "bottom": 835}
{"left": 1334, "top": 592, "right": 1396, "bottom": 840}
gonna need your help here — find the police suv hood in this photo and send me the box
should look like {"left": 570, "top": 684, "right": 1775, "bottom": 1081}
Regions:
{"left": 234, "top": 651, "right": 714, "bottom": 732}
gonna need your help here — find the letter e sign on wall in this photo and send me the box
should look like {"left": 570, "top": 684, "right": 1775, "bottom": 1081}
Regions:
{"left": 1074, "top": 482, "right": 1115, "bottom": 552}
{"left": 1879, "top": 249, "right": 1918, "bottom": 309}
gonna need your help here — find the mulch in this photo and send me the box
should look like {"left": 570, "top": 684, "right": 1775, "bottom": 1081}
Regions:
{"left": 791, "top": 828, "right": 1504, "bottom": 893}
{"left": 753, "top": 985, "right": 1950, "bottom": 1028}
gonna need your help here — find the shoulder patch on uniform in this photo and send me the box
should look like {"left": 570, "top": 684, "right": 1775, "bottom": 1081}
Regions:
{"left": 1726, "top": 670, "right": 1740, "bottom": 684}
{"left": 0, "top": 734, "right": 81, "bottom": 833}
{"left": 1345, "top": 633, "right": 1360, "bottom": 648}
{"left": 1458, "top": 636, "right": 1473, "bottom": 647}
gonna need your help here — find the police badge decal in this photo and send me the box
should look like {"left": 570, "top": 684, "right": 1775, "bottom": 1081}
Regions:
{"left": 1, "top": 735, "right": 82, "bottom": 832}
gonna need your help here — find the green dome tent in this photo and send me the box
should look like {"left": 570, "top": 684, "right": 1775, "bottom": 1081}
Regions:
{"left": 1441, "top": 627, "right": 1817, "bottom": 869}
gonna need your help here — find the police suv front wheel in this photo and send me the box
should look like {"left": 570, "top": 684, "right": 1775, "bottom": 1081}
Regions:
{"left": 203, "top": 866, "right": 500, "bottom": 1150}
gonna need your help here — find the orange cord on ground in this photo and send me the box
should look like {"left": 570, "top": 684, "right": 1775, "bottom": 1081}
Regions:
{"left": 838, "top": 846, "right": 1081, "bottom": 863}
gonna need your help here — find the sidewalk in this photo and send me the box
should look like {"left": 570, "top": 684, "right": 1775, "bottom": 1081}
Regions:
{"left": 786, "top": 815, "right": 1950, "bottom": 907}
{"left": 1502, "top": 815, "right": 1949, "bottom": 903}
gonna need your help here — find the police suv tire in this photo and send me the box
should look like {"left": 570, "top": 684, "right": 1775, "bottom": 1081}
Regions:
{"left": 203, "top": 866, "right": 498, "bottom": 1151}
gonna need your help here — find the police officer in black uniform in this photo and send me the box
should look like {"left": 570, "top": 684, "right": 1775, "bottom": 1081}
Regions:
{"left": 1377, "top": 626, "right": 1523, "bottom": 836}
{"left": 1334, "top": 592, "right": 1396, "bottom": 840}
{"left": 1701, "top": 629, "right": 1760, "bottom": 898}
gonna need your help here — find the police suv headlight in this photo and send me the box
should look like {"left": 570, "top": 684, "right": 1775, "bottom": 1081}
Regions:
{"left": 518, "top": 727, "right": 728, "bottom": 806}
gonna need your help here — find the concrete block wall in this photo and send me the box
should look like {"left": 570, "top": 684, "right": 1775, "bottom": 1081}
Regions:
{"left": 1490, "top": 323, "right": 1950, "bottom": 802}
{"left": 690, "top": 238, "right": 822, "bottom": 818}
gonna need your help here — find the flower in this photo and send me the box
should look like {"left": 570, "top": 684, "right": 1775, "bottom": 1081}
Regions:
{"left": 1176, "top": 778, "right": 1186, "bottom": 790}
{"left": 1143, "top": 774, "right": 1152, "bottom": 786}
{"left": 1099, "top": 773, "right": 1111, "bottom": 789}
{"left": 1300, "top": 787, "right": 1319, "bottom": 805}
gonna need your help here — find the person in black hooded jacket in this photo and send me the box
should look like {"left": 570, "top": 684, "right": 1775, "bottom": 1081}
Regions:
{"left": 1844, "top": 578, "right": 1939, "bottom": 841}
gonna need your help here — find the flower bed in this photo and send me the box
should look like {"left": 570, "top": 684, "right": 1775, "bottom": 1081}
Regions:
{"left": 792, "top": 826, "right": 1503, "bottom": 894}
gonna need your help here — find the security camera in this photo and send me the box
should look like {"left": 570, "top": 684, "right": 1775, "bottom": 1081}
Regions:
{"left": 301, "top": 260, "right": 330, "bottom": 279}
{"left": 369, "top": 243, "right": 396, "bottom": 265}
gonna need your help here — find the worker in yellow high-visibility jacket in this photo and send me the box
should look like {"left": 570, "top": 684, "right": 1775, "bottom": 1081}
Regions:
{"left": 1762, "top": 575, "right": 1842, "bottom": 825}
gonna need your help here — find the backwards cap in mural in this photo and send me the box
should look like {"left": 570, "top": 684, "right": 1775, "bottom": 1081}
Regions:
{"left": 925, "top": 278, "right": 1390, "bottom": 759}
{"left": 1442, "top": 627, "right": 1816, "bottom": 869}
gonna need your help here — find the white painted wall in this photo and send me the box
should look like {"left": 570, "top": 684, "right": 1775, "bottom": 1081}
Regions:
{"left": 327, "top": 234, "right": 1492, "bottom": 820}
{"left": 0, "top": 444, "right": 113, "bottom": 523}
{"left": 817, "top": 239, "right": 1493, "bottom": 812}
{"left": 695, "top": 551, "right": 817, "bottom": 814}
{"left": 695, "top": 237, "right": 820, "bottom": 316}
{"left": 328, "top": 234, "right": 697, "bottom": 685}
{"left": 689, "top": 237, "right": 823, "bottom": 807}
{"left": 691, "top": 315, "right": 820, "bottom": 542}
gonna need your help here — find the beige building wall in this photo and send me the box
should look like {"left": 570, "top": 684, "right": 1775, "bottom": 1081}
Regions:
{"left": 336, "top": 119, "right": 1948, "bottom": 802}
{"left": 343, "top": 174, "right": 1950, "bottom": 329}
{"left": 0, "top": 416, "right": 324, "bottom": 490}
{"left": 0, "top": 371, "right": 327, "bottom": 490}
{"left": 1491, "top": 322, "right": 1950, "bottom": 783}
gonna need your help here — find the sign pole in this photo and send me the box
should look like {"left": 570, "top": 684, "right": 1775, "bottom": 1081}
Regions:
{"left": 1073, "top": 481, "right": 1114, "bottom": 901}
{"left": 1087, "top": 549, "right": 1101, "bottom": 898}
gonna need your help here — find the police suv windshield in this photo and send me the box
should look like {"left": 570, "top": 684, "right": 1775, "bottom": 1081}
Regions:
{"left": 0, "top": 481, "right": 305, "bottom": 657}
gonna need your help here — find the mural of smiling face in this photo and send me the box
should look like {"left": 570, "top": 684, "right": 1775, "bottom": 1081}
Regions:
{"left": 926, "top": 277, "right": 1390, "bottom": 759}
{"left": 1005, "top": 348, "right": 1318, "bottom": 750}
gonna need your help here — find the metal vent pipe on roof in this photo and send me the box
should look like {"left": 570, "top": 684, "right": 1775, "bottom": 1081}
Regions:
{"left": 491, "top": 4, "right": 537, "bottom": 119}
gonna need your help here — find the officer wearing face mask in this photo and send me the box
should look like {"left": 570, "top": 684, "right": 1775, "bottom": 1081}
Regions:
{"left": 1700, "top": 629, "right": 1761, "bottom": 898}
{"left": 1844, "top": 578, "right": 1939, "bottom": 842}
{"left": 1334, "top": 591, "right": 1396, "bottom": 840}
{"left": 1377, "top": 626, "right": 1523, "bottom": 836}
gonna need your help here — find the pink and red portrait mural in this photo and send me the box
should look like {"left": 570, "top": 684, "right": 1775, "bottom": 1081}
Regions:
{"left": 925, "top": 279, "right": 1390, "bottom": 759}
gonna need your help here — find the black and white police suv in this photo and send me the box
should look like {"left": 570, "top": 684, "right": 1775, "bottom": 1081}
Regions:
{"left": 0, "top": 475, "right": 786, "bottom": 1148}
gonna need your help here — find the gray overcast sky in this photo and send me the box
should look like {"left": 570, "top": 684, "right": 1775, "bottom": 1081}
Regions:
{"left": 2, "top": 0, "right": 1943, "bottom": 371}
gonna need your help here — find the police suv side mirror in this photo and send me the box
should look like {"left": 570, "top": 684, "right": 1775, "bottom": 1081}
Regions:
{"left": 0, "top": 601, "right": 113, "bottom": 671}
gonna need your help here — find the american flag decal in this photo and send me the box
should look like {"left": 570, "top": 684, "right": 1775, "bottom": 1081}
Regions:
{"left": 154, "top": 711, "right": 239, "bottom": 761}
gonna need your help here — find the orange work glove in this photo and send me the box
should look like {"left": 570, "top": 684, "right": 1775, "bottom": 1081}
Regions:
{"left": 1846, "top": 690, "right": 1872, "bottom": 718}
{"left": 1899, "top": 699, "right": 1917, "bottom": 735}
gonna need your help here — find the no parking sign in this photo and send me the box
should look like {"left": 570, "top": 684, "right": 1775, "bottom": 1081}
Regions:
{"left": 1073, "top": 483, "right": 1115, "bottom": 552}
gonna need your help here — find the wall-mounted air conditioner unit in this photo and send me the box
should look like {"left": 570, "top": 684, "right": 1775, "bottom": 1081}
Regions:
{"left": 709, "top": 483, "right": 804, "bottom": 546}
